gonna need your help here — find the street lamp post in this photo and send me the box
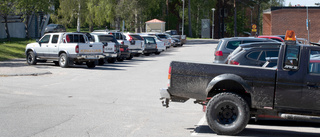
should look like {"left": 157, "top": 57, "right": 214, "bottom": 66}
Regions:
{"left": 212, "top": 8, "right": 215, "bottom": 39}
{"left": 182, "top": 0, "right": 184, "bottom": 36}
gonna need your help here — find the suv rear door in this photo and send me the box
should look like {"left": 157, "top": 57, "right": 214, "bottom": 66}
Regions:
{"left": 127, "top": 34, "right": 144, "bottom": 50}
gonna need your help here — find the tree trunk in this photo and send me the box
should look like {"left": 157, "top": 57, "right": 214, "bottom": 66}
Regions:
{"left": 25, "top": 15, "right": 30, "bottom": 39}
{"left": 4, "top": 16, "right": 11, "bottom": 41}
{"left": 188, "top": 0, "right": 193, "bottom": 37}
{"left": 135, "top": 9, "right": 138, "bottom": 33}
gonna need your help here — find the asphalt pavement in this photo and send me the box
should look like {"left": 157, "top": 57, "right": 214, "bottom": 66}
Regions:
{"left": 0, "top": 58, "right": 52, "bottom": 76}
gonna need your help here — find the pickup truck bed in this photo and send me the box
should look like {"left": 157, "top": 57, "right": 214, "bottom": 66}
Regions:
{"left": 169, "top": 61, "right": 276, "bottom": 108}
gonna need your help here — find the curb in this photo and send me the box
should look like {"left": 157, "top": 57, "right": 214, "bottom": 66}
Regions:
{"left": 0, "top": 71, "right": 52, "bottom": 77}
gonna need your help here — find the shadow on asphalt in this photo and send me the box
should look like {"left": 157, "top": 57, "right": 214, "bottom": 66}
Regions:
{"left": 0, "top": 59, "right": 28, "bottom": 68}
{"left": 192, "top": 119, "right": 320, "bottom": 137}
{"left": 186, "top": 39, "right": 219, "bottom": 45}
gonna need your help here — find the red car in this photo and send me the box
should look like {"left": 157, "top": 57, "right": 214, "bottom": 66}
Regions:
{"left": 258, "top": 36, "right": 284, "bottom": 42}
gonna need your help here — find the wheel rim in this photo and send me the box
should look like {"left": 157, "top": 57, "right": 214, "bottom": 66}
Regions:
{"left": 27, "top": 54, "right": 33, "bottom": 63}
{"left": 215, "top": 102, "right": 238, "bottom": 124}
{"left": 60, "top": 55, "right": 66, "bottom": 66}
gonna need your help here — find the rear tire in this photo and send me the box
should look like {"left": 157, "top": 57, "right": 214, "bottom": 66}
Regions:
{"left": 86, "top": 61, "right": 96, "bottom": 68}
{"left": 206, "top": 92, "right": 250, "bottom": 135}
{"left": 117, "top": 58, "right": 124, "bottom": 62}
{"left": 59, "top": 53, "right": 69, "bottom": 68}
{"left": 26, "top": 51, "right": 37, "bottom": 65}
{"left": 98, "top": 58, "right": 105, "bottom": 65}
{"left": 144, "top": 53, "right": 150, "bottom": 56}
{"left": 126, "top": 54, "right": 133, "bottom": 60}
{"left": 107, "top": 58, "right": 116, "bottom": 63}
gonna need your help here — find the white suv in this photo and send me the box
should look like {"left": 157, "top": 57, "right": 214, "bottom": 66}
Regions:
{"left": 123, "top": 33, "right": 144, "bottom": 56}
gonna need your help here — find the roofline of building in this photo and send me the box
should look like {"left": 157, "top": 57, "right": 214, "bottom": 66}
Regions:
{"left": 271, "top": 6, "right": 320, "bottom": 11}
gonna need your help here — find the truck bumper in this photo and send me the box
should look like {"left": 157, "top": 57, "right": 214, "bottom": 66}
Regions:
{"left": 104, "top": 53, "right": 118, "bottom": 58}
{"left": 76, "top": 55, "right": 104, "bottom": 60}
{"left": 144, "top": 49, "right": 157, "bottom": 54}
{"left": 160, "top": 88, "right": 170, "bottom": 108}
{"left": 130, "top": 49, "right": 143, "bottom": 54}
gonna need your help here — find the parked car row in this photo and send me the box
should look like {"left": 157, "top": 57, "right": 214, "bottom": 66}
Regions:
{"left": 26, "top": 30, "right": 183, "bottom": 68}
{"left": 214, "top": 34, "right": 314, "bottom": 68}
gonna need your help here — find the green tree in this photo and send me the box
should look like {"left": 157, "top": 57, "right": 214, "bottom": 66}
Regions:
{"left": 86, "top": 0, "right": 115, "bottom": 32}
{"left": 189, "top": 0, "right": 216, "bottom": 37}
{"left": 51, "top": 0, "right": 87, "bottom": 31}
{"left": 0, "top": 0, "right": 15, "bottom": 41}
{"left": 115, "top": 0, "right": 163, "bottom": 32}
{"left": 15, "top": 0, "right": 53, "bottom": 38}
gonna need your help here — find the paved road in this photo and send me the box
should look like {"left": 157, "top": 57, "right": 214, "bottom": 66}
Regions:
{"left": 0, "top": 39, "right": 319, "bottom": 137}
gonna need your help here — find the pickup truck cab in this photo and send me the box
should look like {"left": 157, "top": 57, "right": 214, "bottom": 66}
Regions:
{"left": 160, "top": 31, "right": 320, "bottom": 135}
{"left": 25, "top": 32, "right": 104, "bottom": 68}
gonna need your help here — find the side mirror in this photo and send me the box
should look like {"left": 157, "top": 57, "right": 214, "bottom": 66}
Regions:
{"left": 284, "top": 59, "right": 299, "bottom": 71}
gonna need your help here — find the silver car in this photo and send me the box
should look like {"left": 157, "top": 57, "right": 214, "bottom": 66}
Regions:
{"left": 214, "top": 37, "right": 276, "bottom": 63}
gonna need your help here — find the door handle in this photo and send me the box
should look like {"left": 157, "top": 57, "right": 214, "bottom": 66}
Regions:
{"left": 307, "top": 82, "right": 318, "bottom": 89}
{"left": 89, "top": 45, "right": 93, "bottom": 47}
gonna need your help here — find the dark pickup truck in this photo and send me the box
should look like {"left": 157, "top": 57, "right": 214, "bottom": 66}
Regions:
{"left": 160, "top": 34, "right": 320, "bottom": 135}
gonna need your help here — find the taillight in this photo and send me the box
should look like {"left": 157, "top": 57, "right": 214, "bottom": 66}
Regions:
{"left": 229, "top": 60, "right": 240, "bottom": 65}
{"left": 103, "top": 45, "right": 105, "bottom": 53}
{"left": 75, "top": 45, "right": 79, "bottom": 53}
{"left": 120, "top": 48, "right": 124, "bottom": 52}
{"left": 156, "top": 44, "right": 157, "bottom": 49}
{"left": 121, "top": 41, "right": 124, "bottom": 45}
{"left": 168, "top": 66, "right": 171, "bottom": 87}
{"left": 215, "top": 51, "right": 223, "bottom": 56}
{"left": 114, "top": 45, "right": 117, "bottom": 52}
{"left": 128, "top": 35, "right": 133, "bottom": 41}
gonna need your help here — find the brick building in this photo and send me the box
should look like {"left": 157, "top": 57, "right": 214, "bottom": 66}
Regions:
{"left": 263, "top": 7, "right": 320, "bottom": 43}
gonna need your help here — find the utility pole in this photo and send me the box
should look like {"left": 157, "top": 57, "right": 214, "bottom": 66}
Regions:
{"left": 234, "top": 0, "right": 237, "bottom": 37}
{"left": 182, "top": 0, "right": 184, "bottom": 36}
{"left": 307, "top": 6, "right": 310, "bottom": 43}
{"left": 212, "top": 8, "right": 215, "bottom": 39}
{"left": 77, "top": 1, "right": 81, "bottom": 32}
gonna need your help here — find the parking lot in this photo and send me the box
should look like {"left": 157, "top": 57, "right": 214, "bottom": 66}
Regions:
{"left": 0, "top": 39, "right": 320, "bottom": 137}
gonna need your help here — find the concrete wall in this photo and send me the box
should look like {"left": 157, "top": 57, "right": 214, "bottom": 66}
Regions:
{"left": 0, "top": 22, "right": 26, "bottom": 39}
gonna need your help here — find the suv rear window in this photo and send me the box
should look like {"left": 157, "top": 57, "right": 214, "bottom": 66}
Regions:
{"left": 130, "top": 35, "right": 143, "bottom": 40}
{"left": 99, "top": 35, "right": 115, "bottom": 42}
{"left": 226, "top": 41, "right": 241, "bottom": 50}
{"left": 157, "top": 34, "right": 167, "bottom": 39}
{"left": 144, "top": 37, "right": 156, "bottom": 44}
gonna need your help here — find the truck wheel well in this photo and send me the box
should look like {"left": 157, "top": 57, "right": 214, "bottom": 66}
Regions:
{"left": 208, "top": 80, "right": 251, "bottom": 107}
{"left": 59, "top": 51, "right": 66, "bottom": 57}
{"left": 26, "top": 49, "right": 33, "bottom": 55}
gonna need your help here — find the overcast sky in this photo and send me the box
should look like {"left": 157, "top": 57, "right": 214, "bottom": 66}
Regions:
{"left": 285, "top": 0, "right": 319, "bottom": 6}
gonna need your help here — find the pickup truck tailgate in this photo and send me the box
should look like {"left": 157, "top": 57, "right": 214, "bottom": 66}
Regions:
{"left": 103, "top": 42, "right": 116, "bottom": 53}
{"left": 78, "top": 43, "right": 103, "bottom": 55}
